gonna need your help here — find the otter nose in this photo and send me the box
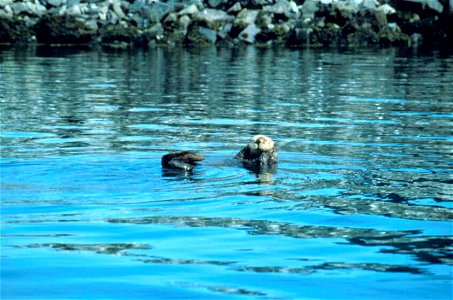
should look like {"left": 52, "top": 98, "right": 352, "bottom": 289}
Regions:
{"left": 256, "top": 137, "right": 266, "bottom": 144}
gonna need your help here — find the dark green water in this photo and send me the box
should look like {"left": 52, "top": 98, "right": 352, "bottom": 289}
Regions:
{"left": 1, "top": 46, "right": 452, "bottom": 300}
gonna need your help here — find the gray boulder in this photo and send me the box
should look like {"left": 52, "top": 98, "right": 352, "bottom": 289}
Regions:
{"left": 186, "top": 25, "right": 218, "bottom": 45}
{"left": 263, "top": 0, "right": 299, "bottom": 18}
{"left": 193, "top": 8, "right": 234, "bottom": 28}
{"left": 47, "top": 0, "right": 64, "bottom": 7}
{"left": 239, "top": 22, "right": 260, "bottom": 43}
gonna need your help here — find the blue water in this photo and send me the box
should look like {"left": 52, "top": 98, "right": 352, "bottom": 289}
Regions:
{"left": 1, "top": 46, "right": 452, "bottom": 300}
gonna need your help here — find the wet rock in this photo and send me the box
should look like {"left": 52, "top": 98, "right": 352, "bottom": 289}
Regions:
{"left": 217, "top": 21, "right": 232, "bottom": 39}
{"left": 186, "top": 24, "right": 217, "bottom": 45}
{"left": 199, "top": 26, "right": 217, "bottom": 42}
{"left": 378, "top": 22, "right": 409, "bottom": 44}
{"left": 256, "top": 10, "right": 274, "bottom": 29}
{"left": 307, "top": 23, "right": 342, "bottom": 45}
{"left": 34, "top": 15, "right": 96, "bottom": 44}
{"left": 0, "top": 18, "right": 34, "bottom": 42}
{"left": 286, "top": 27, "right": 311, "bottom": 46}
{"left": 163, "top": 12, "right": 178, "bottom": 27}
{"left": 410, "top": 32, "right": 422, "bottom": 44}
{"left": 143, "top": 22, "right": 163, "bottom": 40}
{"left": 404, "top": 0, "right": 443, "bottom": 13}
{"left": 0, "top": 0, "right": 450, "bottom": 47}
{"left": 101, "top": 24, "right": 140, "bottom": 44}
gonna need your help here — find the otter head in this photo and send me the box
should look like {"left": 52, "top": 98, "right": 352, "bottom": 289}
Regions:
{"left": 235, "top": 135, "right": 278, "bottom": 171}
{"left": 247, "top": 135, "right": 275, "bottom": 154}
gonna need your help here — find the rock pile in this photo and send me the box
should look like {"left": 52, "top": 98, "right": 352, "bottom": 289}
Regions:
{"left": 0, "top": 0, "right": 451, "bottom": 47}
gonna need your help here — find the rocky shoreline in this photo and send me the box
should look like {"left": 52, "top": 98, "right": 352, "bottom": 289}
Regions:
{"left": 1, "top": 0, "right": 452, "bottom": 48}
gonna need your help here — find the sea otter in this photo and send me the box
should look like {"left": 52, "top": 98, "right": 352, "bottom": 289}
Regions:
{"left": 235, "top": 135, "right": 278, "bottom": 170}
{"left": 161, "top": 151, "right": 204, "bottom": 171}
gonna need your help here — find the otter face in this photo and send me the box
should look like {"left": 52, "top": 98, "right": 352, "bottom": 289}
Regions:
{"left": 248, "top": 135, "right": 275, "bottom": 154}
{"left": 235, "top": 135, "right": 278, "bottom": 171}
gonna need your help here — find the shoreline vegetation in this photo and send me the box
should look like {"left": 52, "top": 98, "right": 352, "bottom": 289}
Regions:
{"left": 0, "top": 0, "right": 452, "bottom": 48}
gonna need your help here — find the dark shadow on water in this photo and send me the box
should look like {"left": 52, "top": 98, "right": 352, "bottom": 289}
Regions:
{"left": 107, "top": 215, "right": 453, "bottom": 268}
{"left": 19, "top": 243, "right": 151, "bottom": 255}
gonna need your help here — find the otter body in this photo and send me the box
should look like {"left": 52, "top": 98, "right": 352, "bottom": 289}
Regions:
{"left": 161, "top": 135, "right": 277, "bottom": 173}
{"left": 161, "top": 151, "right": 204, "bottom": 171}
{"left": 235, "top": 135, "right": 278, "bottom": 170}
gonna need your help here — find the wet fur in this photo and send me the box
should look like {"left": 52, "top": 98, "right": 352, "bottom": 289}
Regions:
{"left": 161, "top": 151, "right": 204, "bottom": 171}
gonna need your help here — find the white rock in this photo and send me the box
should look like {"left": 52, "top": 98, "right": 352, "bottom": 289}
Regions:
{"left": 66, "top": 4, "right": 81, "bottom": 16}
{"left": 388, "top": 22, "right": 401, "bottom": 32}
{"left": 376, "top": 4, "right": 396, "bottom": 14}
{"left": 111, "top": 2, "right": 125, "bottom": 19}
{"left": 208, "top": 0, "right": 222, "bottom": 8}
{"left": 11, "top": 2, "right": 34, "bottom": 14}
{"left": 47, "top": 0, "right": 63, "bottom": 7}
{"left": 57, "top": 5, "right": 67, "bottom": 16}
{"left": 236, "top": 9, "right": 259, "bottom": 25}
{"left": 0, "top": 0, "right": 13, "bottom": 8}
{"left": 98, "top": 5, "right": 109, "bottom": 21}
{"left": 301, "top": 0, "right": 319, "bottom": 20}
{"left": 85, "top": 19, "right": 98, "bottom": 31}
{"left": 0, "top": 7, "right": 13, "bottom": 18}
{"left": 198, "top": 26, "right": 217, "bottom": 43}
{"left": 361, "top": 0, "right": 378, "bottom": 10}
{"left": 194, "top": 8, "right": 234, "bottom": 25}
{"left": 163, "top": 12, "right": 177, "bottom": 25}
{"left": 107, "top": 10, "right": 118, "bottom": 24}
{"left": 177, "top": 4, "right": 199, "bottom": 16}
{"left": 239, "top": 22, "right": 261, "bottom": 43}
{"left": 86, "top": 3, "right": 99, "bottom": 15}
{"left": 178, "top": 15, "right": 191, "bottom": 31}
{"left": 227, "top": 2, "right": 241, "bottom": 13}
{"left": 287, "top": 1, "right": 300, "bottom": 18}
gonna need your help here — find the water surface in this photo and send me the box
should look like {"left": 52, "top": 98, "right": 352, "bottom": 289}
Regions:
{"left": 1, "top": 46, "right": 452, "bottom": 300}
